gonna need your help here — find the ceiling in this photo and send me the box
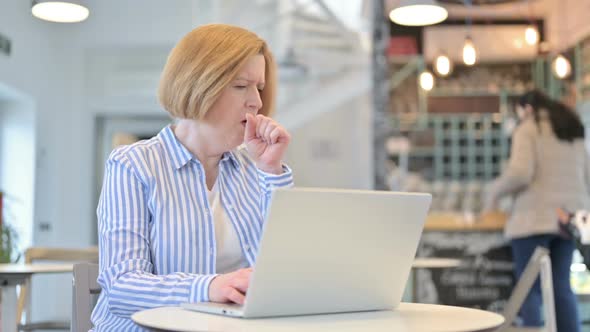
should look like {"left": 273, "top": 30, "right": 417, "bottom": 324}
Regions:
{"left": 385, "top": 0, "right": 547, "bottom": 20}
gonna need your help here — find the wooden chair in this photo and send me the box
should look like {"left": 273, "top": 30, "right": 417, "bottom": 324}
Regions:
{"left": 16, "top": 247, "right": 98, "bottom": 331}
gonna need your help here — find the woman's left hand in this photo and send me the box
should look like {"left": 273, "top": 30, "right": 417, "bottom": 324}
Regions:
{"left": 244, "top": 113, "right": 291, "bottom": 174}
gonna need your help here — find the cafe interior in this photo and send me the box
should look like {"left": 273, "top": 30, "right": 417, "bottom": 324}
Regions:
{"left": 1, "top": 0, "right": 590, "bottom": 331}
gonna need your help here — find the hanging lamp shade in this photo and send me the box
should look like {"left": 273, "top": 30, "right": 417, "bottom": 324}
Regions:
{"left": 31, "top": 0, "right": 89, "bottom": 23}
{"left": 419, "top": 70, "right": 435, "bottom": 91}
{"left": 462, "top": 36, "right": 477, "bottom": 66}
{"left": 434, "top": 54, "right": 453, "bottom": 77}
{"left": 525, "top": 25, "right": 539, "bottom": 46}
{"left": 552, "top": 54, "right": 571, "bottom": 79}
{"left": 389, "top": 0, "right": 448, "bottom": 26}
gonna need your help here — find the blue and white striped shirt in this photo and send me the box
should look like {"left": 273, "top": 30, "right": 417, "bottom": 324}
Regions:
{"left": 91, "top": 125, "right": 293, "bottom": 331}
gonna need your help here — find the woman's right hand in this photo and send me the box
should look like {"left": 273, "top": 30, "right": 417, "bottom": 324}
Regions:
{"left": 208, "top": 267, "right": 253, "bottom": 305}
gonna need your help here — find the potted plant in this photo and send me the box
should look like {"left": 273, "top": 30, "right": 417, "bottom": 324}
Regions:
{"left": 0, "top": 191, "right": 20, "bottom": 263}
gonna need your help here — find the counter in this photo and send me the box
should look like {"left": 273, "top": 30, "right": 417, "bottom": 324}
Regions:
{"left": 417, "top": 211, "right": 513, "bottom": 313}
{"left": 425, "top": 211, "right": 507, "bottom": 231}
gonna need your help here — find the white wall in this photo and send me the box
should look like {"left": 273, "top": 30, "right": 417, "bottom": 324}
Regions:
{"left": 286, "top": 92, "right": 373, "bottom": 189}
{"left": 58, "top": 0, "right": 198, "bottom": 250}
{"left": 0, "top": 0, "right": 196, "bottom": 322}
{"left": 545, "top": 0, "right": 590, "bottom": 52}
{"left": 0, "top": 0, "right": 74, "bottom": 321}
{"left": 0, "top": 0, "right": 66, "bottom": 248}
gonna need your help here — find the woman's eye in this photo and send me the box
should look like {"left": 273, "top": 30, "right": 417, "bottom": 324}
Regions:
{"left": 234, "top": 85, "right": 247, "bottom": 89}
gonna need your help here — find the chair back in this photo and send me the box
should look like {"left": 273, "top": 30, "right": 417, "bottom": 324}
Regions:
{"left": 495, "top": 246, "right": 556, "bottom": 332}
{"left": 71, "top": 263, "right": 101, "bottom": 332}
{"left": 16, "top": 247, "right": 98, "bottom": 331}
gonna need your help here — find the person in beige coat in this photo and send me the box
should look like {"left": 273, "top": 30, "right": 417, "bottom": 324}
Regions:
{"left": 484, "top": 90, "right": 588, "bottom": 332}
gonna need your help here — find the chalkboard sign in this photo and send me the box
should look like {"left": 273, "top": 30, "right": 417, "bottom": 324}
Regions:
{"left": 416, "top": 231, "right": 514, "bottom": 312}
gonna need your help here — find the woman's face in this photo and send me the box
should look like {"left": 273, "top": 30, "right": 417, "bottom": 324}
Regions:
{"left": 202, "top": 54, "right": 266, "bottom": 150}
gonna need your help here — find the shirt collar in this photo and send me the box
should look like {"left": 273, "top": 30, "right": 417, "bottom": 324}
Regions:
{"left": 158, "top": 125, "right": 240, "bottom": 171}
{"left": 222, "top": 151, "right": 241, "bottom": 170}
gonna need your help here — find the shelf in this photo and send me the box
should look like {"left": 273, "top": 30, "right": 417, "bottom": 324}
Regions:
{"left": 387, "top": 55, "right": 422, "bottom": 65}
{"left": 387, "top": 66, "right": 514, "bottom": 181}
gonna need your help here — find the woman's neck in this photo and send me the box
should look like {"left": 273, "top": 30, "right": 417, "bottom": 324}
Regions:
{"left": 173, "top": 119, "right": 223, "bottom": 171}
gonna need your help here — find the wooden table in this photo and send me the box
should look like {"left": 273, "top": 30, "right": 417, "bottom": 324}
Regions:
{"left": 0, "top": 263, "right": 73, "bottom": 332}
{"left": 132, "top": 302, "right": 504, "bottom": 332}
{"left": 412, "top": 258, "right": 462, "bottom": 269}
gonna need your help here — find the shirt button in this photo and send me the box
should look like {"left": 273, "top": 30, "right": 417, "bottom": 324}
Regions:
{"left": 204, "top": 208, "right": 210, "bottom": 215}
{"left": 244, "top": 244, "right": 251, "bottom": 251}
{"left": 227, "top": 205, "right": 233, "bottom": 210}
{"left": 209, "top": 247, "right": 214, "bottom": 256}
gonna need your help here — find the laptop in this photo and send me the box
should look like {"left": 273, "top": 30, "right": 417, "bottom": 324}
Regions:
{"left": 181, "top": 187, "right": 431, "bottom": 318}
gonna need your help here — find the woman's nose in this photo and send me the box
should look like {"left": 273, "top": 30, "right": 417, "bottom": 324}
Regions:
{"left": 247, "top": 88, "right": 263, "bottom": 111}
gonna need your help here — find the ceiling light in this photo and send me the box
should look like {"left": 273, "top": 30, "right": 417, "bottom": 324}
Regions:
{"left": 462, "top": 37, "right": 477, "bottom": 66}
{"left": 525, "top": 25, "right": 539, "bottom": 46}
{"left": 419, "top": 71, "right": 435, "bottom": 91}
{"left": 31, "top": 1, "right": 89, "bottom": 23}
{"left": 552, "top": 54, "right": 571, "bottom": 79}
{"left": 434, "top": 54, "right": 452, "bottom": 77}
{"left": 389, "top": 0, "right": 448, "bottom": 26}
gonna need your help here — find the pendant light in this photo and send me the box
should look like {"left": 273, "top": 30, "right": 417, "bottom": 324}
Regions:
{"left": 434, "top": 54, "right": 453, "bottom": 77}
{"left": 462, "top": 36, "right": 477, "bottom": 66}
{"left": 389, "top": 0, "right": 448, "bottom": 26}
{"left": 31, "top": 0, "right": 89, "bottom": 23}
{"left": 419, "top": 70, "right": 435, "bottom": 91}
{"left": 552, "top": 54, "right": 571, "bottom": 79}
{"left": 524, "top": 25, "right": 539, "bottom": 46}
{"left": 524, "top": 1, "right": 538, "bottom": 46}
{"left": 461, "top": 0, "right": 476, "bottom": 66}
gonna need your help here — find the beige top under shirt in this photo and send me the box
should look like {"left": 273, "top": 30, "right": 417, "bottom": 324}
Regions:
{"left": 207, "top": 181, "right": 249, "bottom": 273}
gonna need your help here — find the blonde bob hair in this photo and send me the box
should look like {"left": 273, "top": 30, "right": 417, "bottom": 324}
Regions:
{"left": 158, "top": 24, "right": 276, "bottom": 120}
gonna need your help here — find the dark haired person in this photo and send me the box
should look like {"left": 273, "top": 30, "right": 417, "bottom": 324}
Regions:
{"left": 483, "top": 90, "right": 588, "bottom": 332}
